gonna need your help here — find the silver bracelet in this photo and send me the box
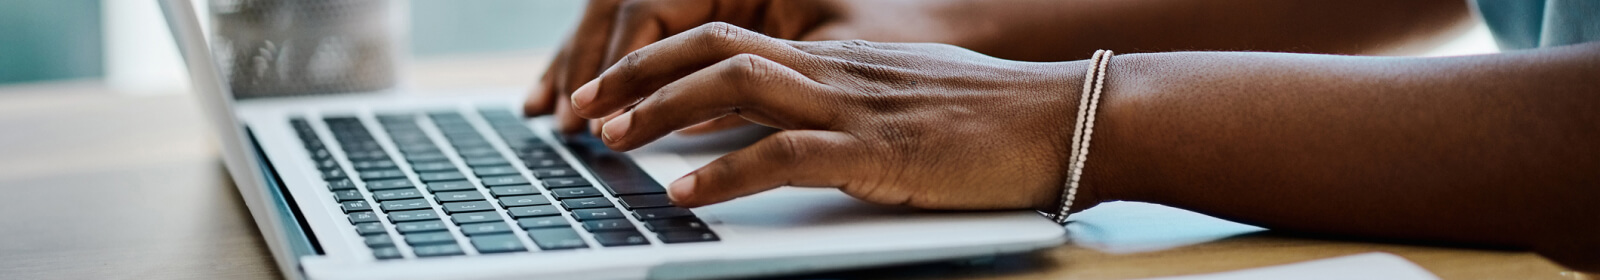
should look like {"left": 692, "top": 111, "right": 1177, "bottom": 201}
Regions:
{"left": 1041, "top": 50, "right": 1113, "bottom": 225}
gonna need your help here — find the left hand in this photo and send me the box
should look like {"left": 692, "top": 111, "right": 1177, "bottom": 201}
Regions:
{"left": 568, "top": 22, "right": 1099, "bottom": 211}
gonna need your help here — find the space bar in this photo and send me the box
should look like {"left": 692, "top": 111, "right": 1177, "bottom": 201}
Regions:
{"left": 559, "top": 133, "right": 668, "bottom": 195}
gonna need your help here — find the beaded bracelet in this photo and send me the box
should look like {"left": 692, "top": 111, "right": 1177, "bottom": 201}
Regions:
{"left": 1041, "top": 50, "right": 1113, "bottom": 225}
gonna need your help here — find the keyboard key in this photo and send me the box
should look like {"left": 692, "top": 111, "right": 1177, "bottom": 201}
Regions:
{"left": 410, "top": 162, "right": 457, "bottom": 172}
{"left": 524, "top": 158, "right": 567, "bottom": 169}
{"left": 371, "top": 188, "right": 424, "bottom": 201}
{"left": 561, "top": 197, "right": 614, "bottom": 209}
{"left": 581, "top": 219, "right": 635, "bottom": 232}
{"left": 657, "top": 230, "right": 719, "bottom": 243}
{"left": 450, "top": 212, "right": 503, "bottom": 224}
{"left": 412, "top": 243, "right": 465, "bottom": 257}
{"left": 332, "top": 189, "right": 364, "bottom": 201}
{"left": 405, "top": 153, "right": 449, "bottom": 163}
{"left": 350, "top": 160, "right": 397, "bottom": 171}
{"left": 387, "top": 209, "right": 440, "bottom": 222}
{"left": 341, "top": 200, "right": 373, "bottom": 213}
{"left": 399, "top": 146, "right": 441, "bottom": 155}
{"left": 530, "top": 167, "right": 579, "bottom": 178}
{"left": 617, "top": 194, "right": 673, "bottom": 209}
{"left": 459, "top": 222, "right": 514, "bottom": 236}
{"left": 455, "top": 147, "right": 501, "bottom": 157}
{"left": 347, "top": 211, "right": 380, "bottom": 224}
{"left": 480, "top": 175, "right": 529, "bottom": 186}
{"left": 644, "top": 217, "right": 709, "bottom": 232}
{"left": 395, "top": 220, "right": 449, "bottom": 233}
{"left": 472, "top": 166, "right": 519, "bottom": 177}
{"left": 498, "top": 195, "right": 551, "bottom": 207}
{"left": 327, "top": 179, "right": 357, "bottom": 191}
{"left": 570, "top": 208, "right": 625, "bottom": 221}
{"left": 346, "top": 150, "right": 389, "bottom": 161}
{"left": 358, "top": 169, "right": 406, "bottom": 180}
{"left": 526, "top": 228, "right": 588, "bottom": 250}
{"left": 403, "top": 231, "right": 456, "bottom": 245}
{"left": 592, "top": 230, "right": 650, "bottom": 247}
{"left": 365, "top": 179, "right": 415, "bottom": 190}
{"left": 442, "top": 201, "right": 495, "bottom": 214}
{"left": 520, "top": 147, "right": 559, "bottom": 160}
{"left": 372, "top": 246, "right": 402, "bottom": 260}
{"left": 378, "top": 199, "right": 430, "bottom": 212}
{"left": 425, "top": 181, "right": 475, "bottom": 193}
{"left": 321, "top": 169, "right": 347, "bottom": 180}
{"left": 540, "top": 177, "right": 588, "bottom": 188}
{"left": 465, "top": 157, "right": 509, "bottom": 167}
{"left": 315, "top": 158, "right": 340, "bottom": 171}
{"left": 633, "top": 207, "right": 695, "bottom": 220}
{"left": 517, "top": 216, "right": 571, "bottom": 229}
{"left": 433, "top": 191, "right": 486, "bottom": 203}
{"left": 505, "top": 205, "right": 561, "bottom": 218}
{"left": 364, "top": 234, "right": 395, "bottom": 247}
{"left": 469, "top": 234, "right": 527, "bottom": 254}
{"left": 418, "top": 171, "right": 467, "bottom": 182}
{"left": 601, "top": 179, "right": 668, "bottom": 195}
{"left": 549, "top": 186, "right": 603, "bottom": 200}
{"left": 488, "top": 185, "right": 538, "bottom": 197}
{"left": 354, "top": 222, "right": 386, "bottom": 235}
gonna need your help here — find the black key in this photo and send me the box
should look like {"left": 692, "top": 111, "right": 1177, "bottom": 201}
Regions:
{"left": 465, "top": 157, "right": 509, "bottom": 167}
{"left": 347, "top": 211, "right": 379, "bottom": 224}
{"left": 403, "top": 231, "right": 456, "bottom": 245}
{"left": 633, "top": 207, "right": 695, "bottom": 220}
{"left": 581, "top": 219, "right": 635, "bottom": 232}
{"left": 321, "top": 169, "right": 347, "bottom": 180}
{"left": 332, "top": 189, "right": 364, "bottom": 201}
{"left": 395, "top": 220, "right": 449, "bottom": 233}
{"left": 560, "top": 197, "right": 614, "bottom": 210}
{"left": 365, "top": 179, "right": 415, "bottom": 190}
{"left": 405, "top": 153, "right": 449, "bottom": 163}
{"left": 371, "top": 188, "right": 425, "bottom": 201}
{"left": 372, "top": 246, "right": 402, "bottom": 260}
{"left": 470, "top": 234, "right": 527, "bottom": 254}
{"left": 387, "top": 209, "right": 440, "bottom": 222}
{"left": 524, "top": 158, "right": 567, "bottom": 169}
{"left": 506, "top": 205, "right": 561, "bottom": 218}
{"left": 525, "top": 228, "right": 588, "bottom": 250}
{"left": 350, "top": 160, "right": 397, "bottom": 171}
{"left": 644, "top": 217, "right": 709, "bottom": 232}
{"left": 540, "top": 177, "right": 588, "bottom": 188}
{"left": 488, "top": 185, "right": 538, "bottom": 197}
{"left": 442, "top": 201, "right": 495, "bottom": 214}
{"left": 530, "top": 167, "right": 579, "bottom": 178}
{"left": 520, "top": 147, "right": 560, "bottom": 160}
{"left": 592, "top": 230, "right": 649, "bottom": 247}
{"left": 600, "top": 179, "right": 668, "bottom": 196}
{"left": 657, "top": 230, "right": 720, "bottom": 243}
{"left": 472, "top": 166, "right": 519, "bottom": 177}
{"left": 450, "top": 139, "right": 492, "bottom": 148}
{"left": 418, "top": 171, "right": 467, "bottom": 182}
{"left": 450, "top": 211, "right": 503, "bottom": 224}
{"left": 341, "top": 200, "right": 373, "bottom": 213}
{"left": 570, "top": 208, "right": 625, "bottom": 221}
{"left": 549, "top": 187, "right": 603, "bottom": 200}
{"left": 433, "top": 191, "right": 486, "bottom": 203}
{"left": 364, "top": 234, "right": 394, "bottom": 247}
{"left": 315, "top": 158, "right": 340, "bottom": 171}
{"left": 309, "top": 148, "right": 334, "bottom": 160}
{"left": 459, "top": 222, "right": 513, "bottom": 236}
{"left": 399, "top": 146, "right": 441, "bottom": 155}
{"left": 358, "top": 169, "right": 406, "bottom": 180}
{"left": 480, "top": 175, "right": 529, "bottom": 186}
{"left": 498, "top": 195, "right": 551, "bottom": 207}
{"left": 455, "top": 147, "right": 501, "bottom": 157}
{"left": 354, "top": 222, "right": 386, "bottom": 235}
{"left": 410, "top": 162, "right": 457, "bottom": 172}
{"left": 378, "top": 199, "right": 431, "bottom": 212}
{"left": 617, "top": 194, "right": 673, "bottom": 209}
{"left": 327, "top": 179, "right": 357, "bottom": 191}
{"left": 425, "top": 181, "right": 476, "bottom": 193}
{"left": 517, "top": 216, "right": 570, "bottom": 229}
{"left": 345, "top": 150, "right": 389, "bottom": 161}
{"left": 412, "top": 243, "right": 464, "bottom": 257}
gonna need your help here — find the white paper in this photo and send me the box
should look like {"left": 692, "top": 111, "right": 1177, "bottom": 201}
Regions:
{"left": 1139, "top": 252, "right": 1440, "bottom": 280}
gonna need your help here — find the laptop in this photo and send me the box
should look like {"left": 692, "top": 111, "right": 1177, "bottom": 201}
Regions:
{"left": 159, "top": 1, "right": 1065, "bottom": 279}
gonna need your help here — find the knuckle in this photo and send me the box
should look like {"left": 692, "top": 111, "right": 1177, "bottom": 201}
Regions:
{"left": 693, "top": 22, "right": 750, "bottom": 51}
{"left": 613, "top": 51, "right": 646, "bottom": 83}
{"left": 768, "top": 132, "right": 812, "bottom": 166}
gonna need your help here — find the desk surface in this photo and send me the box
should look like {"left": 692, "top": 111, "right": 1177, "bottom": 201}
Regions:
{"left": 0, "top": 54, "right": 1585, "bottom": 280}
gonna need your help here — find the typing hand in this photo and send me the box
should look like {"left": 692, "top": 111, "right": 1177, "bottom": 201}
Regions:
{"left": 568, "top": 23, "right": 1099, "bottom": 211}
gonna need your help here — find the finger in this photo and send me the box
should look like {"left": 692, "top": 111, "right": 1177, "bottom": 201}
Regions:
{"left": 523, "top": 47, "right": 569, "bottom": 116}
{"left": 677, "top": 116, "right": 752, "bottom": 135}
{"left": 598, "top": 53, "right": 832, "bottom": 150}
{"left": 602, "top": 0, "right": 774, "bottom": 67}
{"left": 569, "top": 22, "right": 802, "bottom": 119}
{"left": 553, "top": 93, "right": 587, "bottom": 133}
{"left": 669, "top": 130, "right": 865, "bottom": 207}
{"left": 555, "top": 0, "right": 623, "bottom": 97}
{"left": 589, "top": 108, "right": 626, "bottom": 137}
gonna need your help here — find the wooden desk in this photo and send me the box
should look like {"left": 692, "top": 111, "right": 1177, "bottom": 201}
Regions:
{"left": 0, "top": 55, "right": 1585, "bottom": 280}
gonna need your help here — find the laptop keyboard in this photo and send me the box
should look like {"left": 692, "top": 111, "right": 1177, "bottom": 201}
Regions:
{"left": 288, "top": 108, "right": 717, "bottom": 260}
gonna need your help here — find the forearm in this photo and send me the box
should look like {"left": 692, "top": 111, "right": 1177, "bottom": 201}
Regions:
{"left": 1083, "top": 43, "right": 1600, "bottom": 271}
{"left": 935, "top": 0, "right": 1471, "bottom": 61}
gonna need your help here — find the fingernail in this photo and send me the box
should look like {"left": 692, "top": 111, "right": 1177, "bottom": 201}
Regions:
{"left": 668, "top": 174, "right": 697, "bottom": 204}
{"left": 601, "top": 111, "right": 632, "bottom": 143}
{"left": 571, "top": 79, "right": 599, "bottom": 110}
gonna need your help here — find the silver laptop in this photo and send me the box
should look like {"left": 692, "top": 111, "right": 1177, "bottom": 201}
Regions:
{"left": 160, "top": 1, "right": 1065, "bottom": 279}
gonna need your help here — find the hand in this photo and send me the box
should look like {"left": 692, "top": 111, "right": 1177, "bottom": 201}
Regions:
{"left": 523, "top": 0, "right": 977, "bottom": 135}
{"left": 569, "top": 22, "right": 1098, "bottom": 211}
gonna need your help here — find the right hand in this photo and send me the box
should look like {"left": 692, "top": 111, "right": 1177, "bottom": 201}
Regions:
{"left": 522, "top": 0, "right": 973, "bottom": 135}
